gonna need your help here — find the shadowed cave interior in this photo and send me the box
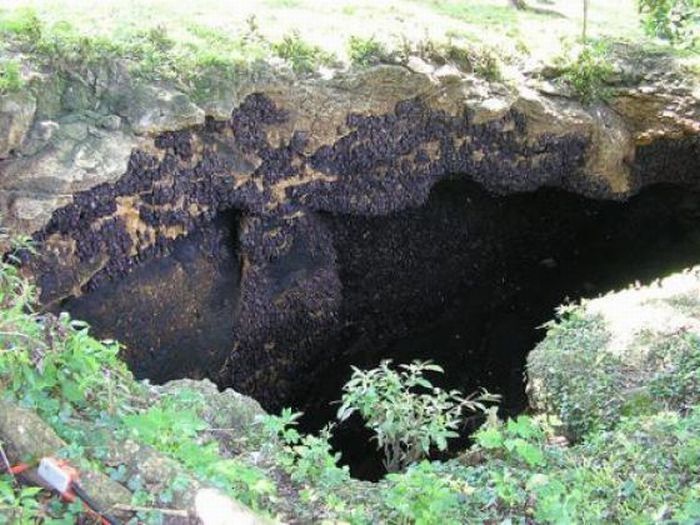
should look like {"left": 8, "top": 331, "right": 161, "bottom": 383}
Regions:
{"left": 59, "top": 177, "right": 700, "bottom": 481}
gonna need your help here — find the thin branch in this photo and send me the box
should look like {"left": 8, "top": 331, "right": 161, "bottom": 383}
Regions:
{"left": 112, "top": 504, "right": 189, "bottom": 517}
{"left": 0, "top": 442, "right": 16, "bottom": 485}
{"left": 0, "top": 331, "right": 45, "bottom": 343}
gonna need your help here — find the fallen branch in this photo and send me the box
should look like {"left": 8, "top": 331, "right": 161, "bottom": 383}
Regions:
{"left": 113, "top": 504, "right": 189, "bottom": 517}
{"left": 0, "top": 441, "right": 15, "bottom": 483}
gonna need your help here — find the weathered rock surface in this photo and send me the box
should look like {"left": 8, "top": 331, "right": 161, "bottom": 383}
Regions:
{"left": 0, "top": 57, "right": 696, "bottom": 235}
{"left": 0, "top": 52, "right": 696, "bottom": 407}
{"left": 0, "top": 90, "right": 36, "bottom": 158}
{"left": 115, "top": 85, "right": 206, "bottom": 135}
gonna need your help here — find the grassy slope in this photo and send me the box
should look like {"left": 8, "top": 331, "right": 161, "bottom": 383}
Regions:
{"left": 3, "top": 0, "right": 693, "bottom": 81}
{"left": 0, "top": 0, "right": 647, "bottom": 62}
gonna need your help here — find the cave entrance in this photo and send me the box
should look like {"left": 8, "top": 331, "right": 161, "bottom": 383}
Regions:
{"left": 286, "top": 180, "right": 700, "bottom": 481}
{"left": 56, "top": 177, "right": 700, "bottom": 482}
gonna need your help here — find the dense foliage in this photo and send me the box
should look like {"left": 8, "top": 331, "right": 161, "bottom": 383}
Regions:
{"left": 529, "top": 301, "right": 700, "bottom": 440}
{"left": 638, "top": 0, "right": 699, "bottom": 44}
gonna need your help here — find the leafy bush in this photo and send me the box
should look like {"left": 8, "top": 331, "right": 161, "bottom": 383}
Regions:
{"left": 0, "top": 7, "right": 42, "bottom": 44}
{"left": 637, "top": 0, "right": 699, "bottom": 45}
{"left": 272, "top": 31, "right": 335, "bottom": 73}
{"left": 558, "top": 41, "right": 615, "bottom": 104}
{"left": 475, "top": 415, "right": 547, "bottom": 467}
{"left": 0, "top": 477, "right": 42, "bottom": 523}
{"left": 0, "top": 60, "right": 23, "bottom": 95}
{"left": 347, "top": 36, "right": 387, "bottom": 66}
{"left": 529, "top": 295, "right": 700, "bottom": 441}
{"left": 259, "top": 408, "right": 350, "bottom": 488}
{"left": 471, "top": 46, "right": 504, "bottom": 81}
{"left": 383, "top": 461, "right": 463, "bottom": 525}
{"left": 337, "top": 360, "right": 497, "bottom": 472}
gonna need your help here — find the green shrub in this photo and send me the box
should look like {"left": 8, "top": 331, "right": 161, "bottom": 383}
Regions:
{"left": 528, "top": 299, "right": 700, "bottom": 440}
{"left": 0, "top": 7, "right": 42, "bottom": 44}
{"left": 637, "top": 0, "right": 699, "bottom": 45}
{"left": 471, "top": 46, "right": 504, "bottom": 81}
{"left": 558, "top": 41, "right": 615, "bottom": 104}
{"left": 383, "top": 461, "right": 463, "bottom": 525}
{"left": 0, "top": 477, "right": 42, "bottom": 523}
{"left": 527, "top": 306, "right": 619, "bottom": 439}
{"left": 475, "top": 415, "right": 547, "bottom": 467}
{"left": 0, "top": 60, "right": 23, "bottom": 95}
{"left": 272, "top": 31, "right": 335, "bottom": 73}
{"left": 259, "top": 408, "right": 350, "bottom": 488}
{"left": 347, "top": 35, "right": 387, "bottom": 66}
{"left": 337, "top": 360, "right": 497, "bottom": 472}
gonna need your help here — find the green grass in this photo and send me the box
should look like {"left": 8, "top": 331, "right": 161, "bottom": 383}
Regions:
{"left": 347, "top": 35, "right": 388, "bottom": 67}
{"left": 0, "top": 59, "right": 23, "bottom": 94}
{"left": 420, "top": 1, "right": 520, "bottom": 27}
{"left": 272, "top": 31, "right": 336, "bottom": 73}
{"left": 265, "top": 0, "right": 303, "bottom": 7}
{"left": 1, "top": 0, "right": 690, "bottom": 86}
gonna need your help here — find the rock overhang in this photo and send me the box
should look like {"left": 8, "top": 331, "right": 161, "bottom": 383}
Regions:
{"left": 0, "top": 59, "right": 697, "bottom": 406}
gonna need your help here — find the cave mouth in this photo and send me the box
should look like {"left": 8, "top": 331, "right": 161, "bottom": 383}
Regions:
{"left": 287, "top": 179, "right": 700, "bottom": 481}
{"left": 56, "top": 177, "right": 700, "bottom": 482}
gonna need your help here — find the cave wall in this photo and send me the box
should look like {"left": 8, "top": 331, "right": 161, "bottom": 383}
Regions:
{"left": 20, "top": 86, "right": 700, "bottom": 406}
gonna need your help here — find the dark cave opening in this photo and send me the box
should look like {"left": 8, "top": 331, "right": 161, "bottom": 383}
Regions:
{"left": 54, "top": 177, "right": 700, "bottom": 482}
{"left": 60, "top": 210, "right": 242, "bottom": 383}
{"left": 287, "top": 180, "right": 700, "bottom": 481}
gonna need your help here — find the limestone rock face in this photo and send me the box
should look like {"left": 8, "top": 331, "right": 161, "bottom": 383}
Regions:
{"left": 116, "top": 85, "right": 206, "bottom": 135}
{"left": 0, "top": 122, "right": 138, "bottom": 233}
{"left": 0, "top": 90, "right": 36, "bottom": 158}
{"left": 0, "top": 53, "right": 696, "bottom": 407}
{"left": 0, "top": 60, "right": 696, "bottom": 236}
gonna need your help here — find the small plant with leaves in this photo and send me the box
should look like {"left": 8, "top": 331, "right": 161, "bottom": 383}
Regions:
{"left": 259, "top": 408, "right": 350, "bottom": 487}
{"left": 0, "top": 475, "right": 42, "bottom": 523}
{"left": 383, "top": 461, "right": 463, "bottom": 524}
{"left": 347, "top": 35, "right": 388, "bottom": 66}
{"left": 557, "top": 41, "right": 615, "bottom": 104}
{"left": 0, "top": 60, "right": 23, "bottom": 95}
{"left": 272, "top": 31, "right": 336, "bottom": 74}
{"left": 475, "top": 415, "right": 547, "bottom": 467}
{"left": 637, "top": 0, "right": 699, "bottom": 45}
{"left": 337, "top": 360, "right": 498, "bottom": 473}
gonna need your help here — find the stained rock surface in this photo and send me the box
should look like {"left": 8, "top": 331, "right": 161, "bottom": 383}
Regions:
{"left": 0, "top": 57, "right": 697, "bottom": 405}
